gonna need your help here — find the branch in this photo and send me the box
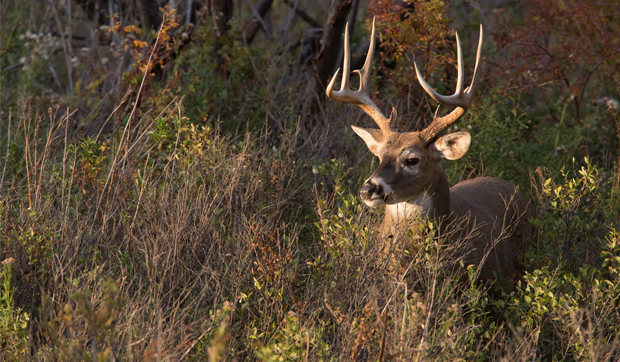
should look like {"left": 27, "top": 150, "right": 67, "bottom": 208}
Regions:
{"left": 282, "top": 0, "right": 322, "bottom": 28}
{"left": 2, "top": 62, "right": 25, "bottom": 72}
{"left": 241, "top": 0, "right": 274, "bottom": 44}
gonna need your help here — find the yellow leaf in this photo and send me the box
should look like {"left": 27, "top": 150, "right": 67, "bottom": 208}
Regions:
{"left": 123, "top": 25, "right": 141, "bottom": 34}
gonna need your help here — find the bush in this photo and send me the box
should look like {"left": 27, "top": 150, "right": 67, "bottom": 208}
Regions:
{"left": 1, "top": 1, "right": 620, "bottom": 360}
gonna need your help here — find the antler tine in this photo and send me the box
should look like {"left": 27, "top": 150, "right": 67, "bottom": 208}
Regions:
{"left": 468, "top": 24, "right": 484, "bottom": 95}
{"left": 326, "top": 18, "right": 393, "bottom": 134}
{"left": 356, "top": 17, "right": 376, "bottom": 99}
{"left": 455, "top": 31, "right": 464, "bottom": 95}
{"left": 340, "top": 20, "right": 352, "bottom": 92}
{"left": 416, "top": 25, "right": 484, "bottom": 144}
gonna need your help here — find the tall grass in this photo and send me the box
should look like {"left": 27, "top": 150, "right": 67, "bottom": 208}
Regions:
{"left": 2, "top": 91, "right": 620, "bottom": 360}
{"left": 1, "top": 1, "right": 620, "bottom": 360}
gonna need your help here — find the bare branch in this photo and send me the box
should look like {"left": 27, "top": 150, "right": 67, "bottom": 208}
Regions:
{"left": 241, "top": 0, "right": 274, "bottom": 44}
{"left": 282, "top": 0, "right": 321, "bottom": 28}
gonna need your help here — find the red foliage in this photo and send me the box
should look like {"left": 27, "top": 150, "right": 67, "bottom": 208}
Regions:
{"left": 366, "top": 0, "right": 458, "bottom": 130}
{"left": 488, "top": 0, "right": 620, "bottom": 119}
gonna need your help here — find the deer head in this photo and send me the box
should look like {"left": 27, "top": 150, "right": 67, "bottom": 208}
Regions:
{"left": 327, "top": 19, "right": 483, "bottom": 212}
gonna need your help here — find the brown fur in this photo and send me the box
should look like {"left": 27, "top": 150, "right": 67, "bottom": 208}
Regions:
{"left": 356, "top": 130, "right": 533, "bottom": 284}
{"left": 330, "top": 22, "right": 531, "bottom": 284}
{"left": 379, "top": 176, "right": 533, "bottom": 282}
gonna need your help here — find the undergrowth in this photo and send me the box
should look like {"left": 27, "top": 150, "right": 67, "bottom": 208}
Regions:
{"left": 1, "top": 0, "right": 620, "bottom": 360}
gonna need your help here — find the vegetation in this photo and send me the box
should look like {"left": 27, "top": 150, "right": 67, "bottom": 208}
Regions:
{"left": 1, "top": 0, "right": 619, "bottom": 360}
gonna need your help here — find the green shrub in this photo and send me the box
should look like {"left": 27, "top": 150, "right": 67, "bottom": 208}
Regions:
{"left": 0, "top": 257, "right": 29, "bottom": 361}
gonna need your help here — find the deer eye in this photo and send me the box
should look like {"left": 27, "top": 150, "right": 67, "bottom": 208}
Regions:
{"left": 406, "top": 157, "right": 420, "bottom": 166}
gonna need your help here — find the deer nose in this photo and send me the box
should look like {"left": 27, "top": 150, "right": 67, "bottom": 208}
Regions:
{"left": 360, "top": 181, "right": 383, "bottom": 200}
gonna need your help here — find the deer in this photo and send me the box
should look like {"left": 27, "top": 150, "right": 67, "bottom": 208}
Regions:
{"left": 326, "top": 19, "right": 533, "bottom": 284}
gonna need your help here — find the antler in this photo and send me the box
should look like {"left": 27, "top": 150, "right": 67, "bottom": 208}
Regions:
{"left": 415, "top": 25, "right": 483, "bottom": 145}
{"left": 326, "top": 18, "right": 394, "bottom": 135}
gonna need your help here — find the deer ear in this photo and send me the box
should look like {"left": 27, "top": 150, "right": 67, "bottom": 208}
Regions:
{"left": 433, "top": 131, "right": 471, "bottom": 160}
{"left": 351, "top": 125, "right": 384, "bottom": 156}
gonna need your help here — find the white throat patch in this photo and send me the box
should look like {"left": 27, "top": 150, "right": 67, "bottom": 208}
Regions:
{"left": 386, "top": 192, "right": 433, "bottom": 222}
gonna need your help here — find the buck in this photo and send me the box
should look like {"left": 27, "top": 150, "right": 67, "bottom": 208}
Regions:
{"left": 326, "top": 19, "right": 533, "bottom": 283}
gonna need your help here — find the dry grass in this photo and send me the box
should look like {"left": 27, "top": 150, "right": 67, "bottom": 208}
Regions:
{"left": 2, "top": 85, "right": 620, "bottom": 361}
{"left": 2, "top": 1, "right": 620, "bottom": 360}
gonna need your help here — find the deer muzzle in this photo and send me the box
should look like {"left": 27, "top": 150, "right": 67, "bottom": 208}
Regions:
{"left": 360, "top": 181, "right": 389, "bottom": 208}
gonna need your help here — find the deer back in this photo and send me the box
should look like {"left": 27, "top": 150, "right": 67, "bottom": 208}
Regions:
{"left": 448, "top": 177, "right": 533, "bottom": 281}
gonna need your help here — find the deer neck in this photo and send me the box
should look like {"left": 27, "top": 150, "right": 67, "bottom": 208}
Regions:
{"left": 385, "top": 171, "right": 451, "bottom": 224}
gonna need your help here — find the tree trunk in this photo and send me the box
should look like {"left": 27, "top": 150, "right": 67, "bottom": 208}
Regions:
{"left": 314, "top": 0, "right": 352, "bottom": 93}
{"left": 302, "top": 0, "right": 352, "bottom": 119}
{"left": 210, "top": 0, "right": 234, "bottom": 37}
{"left": 242, "top": 0, "right": 275, "bottom": 44}
{"left": 208, "top": 0, "right": 234, "bottom": 69}
{"left": 136, "top": 0, "right": 162, "bottom": 30}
